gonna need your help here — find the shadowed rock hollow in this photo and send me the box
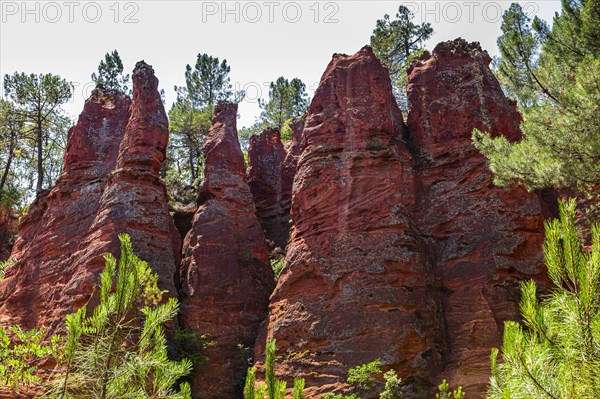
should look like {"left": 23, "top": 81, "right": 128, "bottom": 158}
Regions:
{"left": 0, "top": 206, "right": 17, "bottom": 261}
{"left": 247, "top": 116, "right": 306, "bottom": 254}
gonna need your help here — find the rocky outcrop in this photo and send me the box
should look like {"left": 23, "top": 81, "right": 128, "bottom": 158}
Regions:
{"left": 179, "top": 102, "right": 275, "bottom": 399}
{"left": 258, "top": 40, "right": 547, "bottom": 398}
{"left": 258, "top": 46, "right": 431, "bottom": 397}
{"left": 247, "top": 117, "right": 306, "bottom": 253}
{"left": 247, "top": 128, "right": 289, "bottom": 250}
{"left": 281, "top": 116, "right": 305, "bottom": 228}
{"left": 407, "top": 39, "right": 547, "bottom": 394}
{"left": 0, "top": 62, "right": 179, "bottom": 335}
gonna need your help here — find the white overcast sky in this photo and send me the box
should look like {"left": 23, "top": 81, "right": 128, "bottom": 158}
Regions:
{"left": 0, "top": 0, "right": 561, "bottom": 128}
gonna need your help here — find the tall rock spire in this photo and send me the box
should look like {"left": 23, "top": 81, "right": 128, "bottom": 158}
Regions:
{"left": 179, "top": 102, "right": 275, "bottom": 399}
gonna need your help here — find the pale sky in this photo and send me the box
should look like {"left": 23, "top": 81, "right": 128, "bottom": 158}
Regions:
{"left": 0, "top": 0, "right": 562, "bottom": 128}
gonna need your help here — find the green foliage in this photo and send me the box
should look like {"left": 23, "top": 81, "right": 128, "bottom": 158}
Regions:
{"left": 494, "top": 3, "right": 543, "bottom": 108}
{"left": 436, "top": 380, "right": 464, "bottom": 399}
{"left": 488, "top": 199, "right": 600, "bottom": 399}
{"left": 165, "top": 99, "right": 212, "bottom": 202}
{"left": 258, "top": 77, "right": 308, "bottom": 130}
{"left": 0, "top": 258, "right": 14, "bottom": 282}
{"left": 0, "top": 99, "right": 27, "bottom": 206}
{"left": 46, "top": 233, "right": 192, "bottom": 399}
{"left": 175, "top": 54, "right": 236, "bottom": 108}
{"left": 0, "top": 259, "right": 58, "bottom": 393}
{"left": 370, "top": 5, "right": 433, "bottom": 110}
{"left": 293, "top": 377, "right": 305, "bottom": 399}
{"left": 167, "top": 329, "right": 212, "bottom": 370}
{"left": 347, "top": 359, "right": 382, "bottom": 392}
{"left": 322, "top": 359, "right": 381, "bottom": 399}
{"left": 91, "top": 50, "right": 130, "bottom": 93}
{"left": 3, "top": 71, "right": 72, "bottom": 194}
{"left": 266, "top": 339, "right": 277, "bottom": 399}
{"left": 165, "top": 53, "right": 243, "bottom": 204}
{"left": 322, "top": 360, "right": 464, "bottom": 399}
{"left": 244, "top": 339, "right": 305, "bottom": 399}
{"left": 279, "top": 119, "right": 294, "bottom": 142}
{"left": 271, "top": 257, "right": 285, "bottom": 280}
{"left": 245, "top": 367, "right": 257, "bottom": 399}
{"left": 0, "top": 326, "right": 59, "bottom": 393}
{"left": 380, "top": 370, "right": 403, "bottom": 399}
{"left": 473, "top": 0, "right": 600, "bottom": 220}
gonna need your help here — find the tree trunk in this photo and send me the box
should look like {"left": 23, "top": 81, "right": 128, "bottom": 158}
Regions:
{"left": 188, "top": 144, "right": 196, "bottom": 186}
{"left": 36, "top": 114, "right": 44, "bottom": 193}
{"left": 0, "top": 135, "right": 15, "bottom": 194}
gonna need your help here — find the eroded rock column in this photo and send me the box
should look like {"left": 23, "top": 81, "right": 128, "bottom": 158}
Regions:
{"left": 180, "top": 102, "right": 275, "bottom": 399}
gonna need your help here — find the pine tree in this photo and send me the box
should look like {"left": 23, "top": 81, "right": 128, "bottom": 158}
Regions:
{"left": 473, "top": 1, "right": 600, "bottom": 220}
{"left": 175, "top": 54, "right": 234, "bottom": 108}
{"left": 488, "top": 199, "right": 600, "bottom": 399}
{"left": 258, "top": 77, "right": 309, "bottom": 130}
{"left": 3, "top": 72, "right": 72, "bottom": 194}
{"left": 244, "top": 339, "right": 305, "bottom": 399}
{"left": 45, "top": 234, "right": 192, "bottom": 399}
{"left": 370, "top": 5, "right": 433, "bottom": 110}
{"left": 91, "top": 50, "right": 130, "bottom": 93}
{"left": 165, "top": 53, "right": 241, "bottom": 203}
{"left": 0, "top": 100, "right": 25, "bottom": 206}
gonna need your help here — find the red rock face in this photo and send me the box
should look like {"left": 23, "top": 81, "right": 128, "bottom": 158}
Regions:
{"left": 281, "top": 116, "right": 305, "bottom": 226}
{"left": 247, "top": 128, "right": 290, "bottom": 250}
{"left": 258, "top": 46, "right": 434, "bottom": 397}
{"left": 407, "top": 39, "right": 547, "bottom": 394}
{"left": 0, "top": 62, "right": 179, "bottom": 336}
{"left": 179, "top": 102, "right": 275, "bottom": 399}
{"left": 258, "top": 40, "right": 547, "bottom": 398}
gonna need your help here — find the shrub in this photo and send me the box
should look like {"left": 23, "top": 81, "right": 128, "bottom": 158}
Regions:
{"left": 45, "top": 233, "right": 192, "bottom": 399}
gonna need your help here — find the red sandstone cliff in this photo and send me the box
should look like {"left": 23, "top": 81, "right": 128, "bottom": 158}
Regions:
{"left": 407, "top": 39, "right": 547, "bottom": 394}
{"left": 257, "top": 40, "right": 547, "bottom": 398}
{"left": 247, "top": 117, "right": 306, "bottom": 254}
{"left": 179, "top": 102, "right": 275, "bottom": 399}
{"left": 247, "top": 128, "right": 289, "bottom": 250}
{"left": 258, "top": 46, "right": 433, "bottom": 397}
{"left": 0, "top": 40, "right": 552, "bottom": 399}
{"left": 0, "top": 61, "right": 179, "bottom": 335}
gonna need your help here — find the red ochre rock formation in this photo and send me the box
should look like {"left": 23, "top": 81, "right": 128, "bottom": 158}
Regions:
{"left": 247, "top": 116, "right": 306, "bottom": 254}
{"left": 281, "top": 116, "right": 306, "bottom": 202}
{"left": 257, "top": 40, "right": 547, "bottom": 398}
{"left": 179, "top": 102, "right": 275, "bottom": 399}
{"left": 407, "top": 39, "right": 547, "bottom": 394}
{"left": 247, "top": 128, "right": 290, "bottom": 250}
{"left": 0, "top": 61, "right": 179, "bottom": 337}
{"left": 0, "top": 39, "right": 550, "bottom": 399}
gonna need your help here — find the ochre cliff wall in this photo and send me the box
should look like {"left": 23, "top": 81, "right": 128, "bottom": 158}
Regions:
{"left": 0, "top": 62, "right": 179, "bottom": 335}
{"left": 257, "top": 40, "right": 547, "bottom": 398}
